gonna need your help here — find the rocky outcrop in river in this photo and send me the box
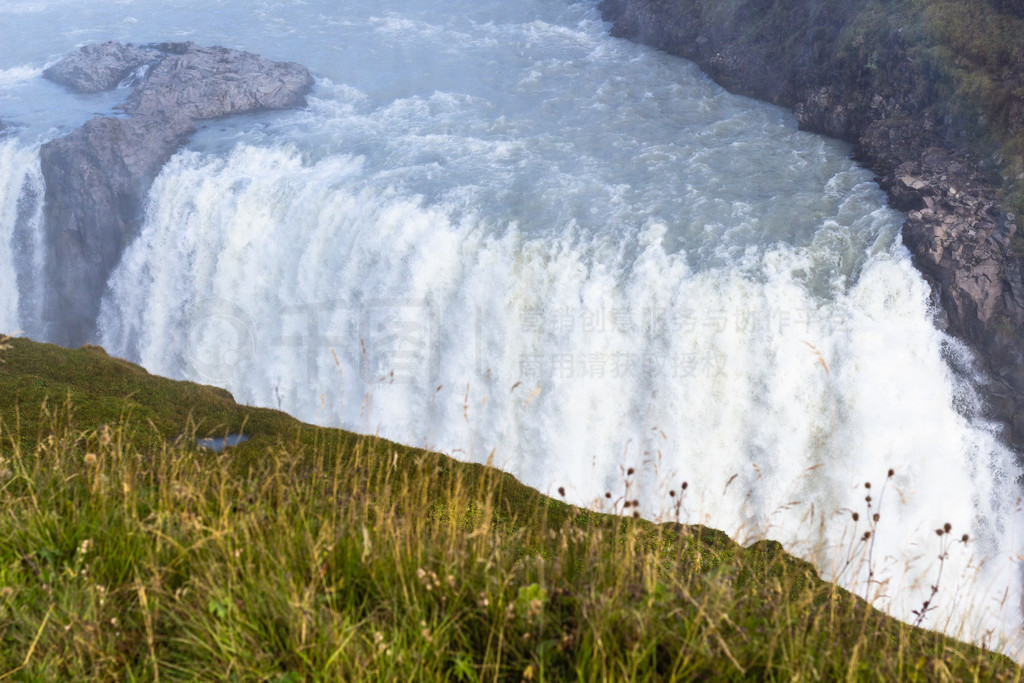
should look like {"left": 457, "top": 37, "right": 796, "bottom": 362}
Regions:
{"left": 39, "top": 41, "right": 313, "bottom": 346}
{"left": 600, "top": 0, "right": 1024, "bottom": 445}
{"left": 42, "top": 41, "right": 159, "bottom": 93}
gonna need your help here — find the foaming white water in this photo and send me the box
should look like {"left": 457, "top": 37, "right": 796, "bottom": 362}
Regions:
{"left": 101, "top": 142, "right": 1023, "bottom": 649}
{"left": 0, "top": 139, "right": 44, "bottom": 334}
{"left": 0, "top": 66, "right": 41, "bottom": 88}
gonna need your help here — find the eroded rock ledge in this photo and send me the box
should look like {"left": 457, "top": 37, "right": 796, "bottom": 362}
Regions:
{"left": 599, "top": 0, "right": 1024, "bottom": 445}
{"left": 39, "top": 41, "right": 313, "bottom": 346}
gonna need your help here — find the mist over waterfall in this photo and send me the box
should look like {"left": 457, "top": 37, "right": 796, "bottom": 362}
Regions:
{"left": 1, "top": 0, "right": 1022, "bottom": 653}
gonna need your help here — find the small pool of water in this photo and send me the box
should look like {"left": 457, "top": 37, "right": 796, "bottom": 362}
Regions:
{"left": 196, "top": 433, "right": 249, "bottom": 452}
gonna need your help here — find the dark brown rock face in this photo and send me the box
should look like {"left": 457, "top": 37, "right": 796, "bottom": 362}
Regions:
{"left": 600, "top": 0, "right": 1024, "bottom": 447}
{"left": 39, "top": 42, "right": 314, "bottom": 346}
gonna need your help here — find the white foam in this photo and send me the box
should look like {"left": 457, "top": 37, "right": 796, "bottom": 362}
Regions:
{"left": 0, "top": 139, "right": 43, "bottom": 334}
{"left": 3, "top": 2, "right": 53, "bottom": 15}
{"left": 0, "top": 65, "right": 42, "bottom": 88}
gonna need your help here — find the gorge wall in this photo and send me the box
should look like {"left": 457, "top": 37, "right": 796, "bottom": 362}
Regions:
{"left": 38, "top": 42, "right": 313, "bottom": 346}
{"left": 599, "top": 0, "right": 1024, "bottom": 445}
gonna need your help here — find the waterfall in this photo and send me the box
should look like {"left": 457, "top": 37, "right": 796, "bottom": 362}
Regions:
{"left": 0, "top": 138, "right": 44, "bottom": 335}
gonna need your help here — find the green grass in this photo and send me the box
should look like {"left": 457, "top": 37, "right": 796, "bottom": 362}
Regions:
{"left": 0, "top": 336, "right": 1020, "bottom": 680}
{"left": 829, "top": 0, "right": 1024, "bottom": 197}
{"left": 913, "top": 0, "right": 1024, "bottom": 191}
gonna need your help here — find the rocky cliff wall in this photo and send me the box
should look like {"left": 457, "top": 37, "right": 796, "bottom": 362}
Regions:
{"left": 599, "top": 0, "right": 1024, "bottom": 446}
{"left": 38, "top": 42, "right": 313, "bottom": 346}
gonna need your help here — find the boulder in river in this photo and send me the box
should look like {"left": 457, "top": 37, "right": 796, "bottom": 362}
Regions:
{"left": 38, "top": 41, "right": 314, "bottom": 346}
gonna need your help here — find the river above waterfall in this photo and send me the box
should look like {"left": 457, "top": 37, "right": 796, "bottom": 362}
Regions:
{"left": 1, "top": 0, "right": 1021, "bottom": 653}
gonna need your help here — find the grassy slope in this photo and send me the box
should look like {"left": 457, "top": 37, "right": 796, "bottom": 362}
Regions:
{"left": 842, "top": 0, "right": 1024, "bottom": 208}
{"left": 914, "top": 0, "right": 1024, "bottom": 202}
{"left": 0, "top": 335, "right": 1019, "bottom": 680}
{"left": 818, "top": 0, "right": 1022, "bottom": 206}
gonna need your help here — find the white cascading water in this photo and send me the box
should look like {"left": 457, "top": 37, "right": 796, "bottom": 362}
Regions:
{"left": 0, "top": 140, "right": 24, "bottom": 332}
{"left": 0, "top": 0, "right": 1021, "bottom": 654}
{"left": 0, "top": 139, "right": 44, "bottom": 334}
